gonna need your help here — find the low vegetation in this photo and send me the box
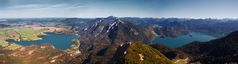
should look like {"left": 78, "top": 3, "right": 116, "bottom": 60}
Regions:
{"left": 0, "top": 28, "right": 43, "bottom": 41}
{"left": 4, "top": 43, "right": 20, "bottom": 50}
{"left": 0, "top": 41, "right": 20, "bottom": 50}
{"left": 124, "top": 42, "right": 173, "bottom": 64}
{"left": 0, "top": 41, "right": 8, "bottom": 47}
{"left": 0, "top": 44, "right": 75, "bottom": 64}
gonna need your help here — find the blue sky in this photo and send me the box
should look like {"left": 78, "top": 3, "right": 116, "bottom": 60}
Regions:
{"left": 0, "top": 0, "right": 238, "bottom": 18}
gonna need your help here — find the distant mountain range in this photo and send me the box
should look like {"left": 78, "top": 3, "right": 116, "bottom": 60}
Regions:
{"left": 64, "top": 17, "right": 238, "bottom": 37}
{"left": 64, "top": 16, "right": 238, "bottom": 64}
{"left": 1, "top": 16, "right": 238, "bottom": 64}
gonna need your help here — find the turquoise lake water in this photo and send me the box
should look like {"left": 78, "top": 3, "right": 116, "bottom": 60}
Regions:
{"left": 7, "top": 32, "right": 77, "bottom": 50}
{"left": 152, "top": 32, "right": 216, "bottom": 48}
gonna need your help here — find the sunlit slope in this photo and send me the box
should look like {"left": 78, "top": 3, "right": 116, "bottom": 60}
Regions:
{"left": 113, "top": 42, "right": 173, "bottom": 64}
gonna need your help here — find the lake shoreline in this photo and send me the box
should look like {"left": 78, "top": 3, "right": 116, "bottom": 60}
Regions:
{"left": 152, "top": 32, "right": 216, "bottom": 48}
{"left": 6, "top": 32, "right": 77, "bottom": 50}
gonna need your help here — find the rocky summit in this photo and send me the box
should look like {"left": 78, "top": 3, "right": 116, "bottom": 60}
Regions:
{"left": 78, "top": 16, "right": 157, "bottom": 64}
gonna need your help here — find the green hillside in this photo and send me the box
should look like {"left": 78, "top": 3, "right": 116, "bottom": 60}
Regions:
{"left": 124, "top": 42, "right": 173, "bottom": 64}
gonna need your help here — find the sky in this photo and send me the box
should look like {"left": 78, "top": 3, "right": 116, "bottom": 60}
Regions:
{"left": 0, "top": 0, "right": 238, "bottom": 18}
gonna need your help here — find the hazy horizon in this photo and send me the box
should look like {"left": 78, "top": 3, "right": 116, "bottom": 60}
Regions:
{"left": 1, "top": 0, "right": 238, "bottom": 18}
{"left": 1, "top": 16, "right": 238, "bottom": 20}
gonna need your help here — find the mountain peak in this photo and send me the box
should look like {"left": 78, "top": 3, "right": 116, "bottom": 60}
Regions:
{"left": 79, "top": 17, "right": 157, "bottom": 63}
{"left": 94, "top": 16, "right": 121, "bottom": 25}
{"left": 107, "top": 16, "right": 118, "bottom": 19}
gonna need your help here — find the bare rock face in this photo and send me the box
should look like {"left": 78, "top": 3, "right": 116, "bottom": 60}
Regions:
{"left": 78, "top": 16, "right": 157, "bottom": 64}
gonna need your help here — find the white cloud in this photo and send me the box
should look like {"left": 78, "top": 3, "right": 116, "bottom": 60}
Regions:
{"left": 7, "top": 3, "right": 85, "bottom": 9}
{"left": 9, "top": 4, "right": 47, "bottom": 9}
{"left": 0, "top": 3, "right": 88, "bottom": 18}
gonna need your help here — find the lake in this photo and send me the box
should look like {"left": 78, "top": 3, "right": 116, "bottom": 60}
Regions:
{"left": 152, "top": 32, "right": 216, "bottom": 48}
{"left": 7, "top": 32, "right": 77, "bottom": 50}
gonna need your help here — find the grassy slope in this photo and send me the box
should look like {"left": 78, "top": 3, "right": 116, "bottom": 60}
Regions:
{"left": 124, "top": 43, "right": 173, "bottom": 64}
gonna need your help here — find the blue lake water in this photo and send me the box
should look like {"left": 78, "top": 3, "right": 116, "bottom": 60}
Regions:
{"left": 7, "top": 32, "right": 77, "bottom": 50}
{"left": 152, "top": 32, "right": 216, "bottom": 48}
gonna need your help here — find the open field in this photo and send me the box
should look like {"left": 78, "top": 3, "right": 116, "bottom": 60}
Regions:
{"left": 0, "top": 41, "right": 20, "bottom": 50}
{"left": 0, "top": 26, "right": 68, "bottom": 50}
{"left": 0, "top": 27, "right": 43, "bottom": 41}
